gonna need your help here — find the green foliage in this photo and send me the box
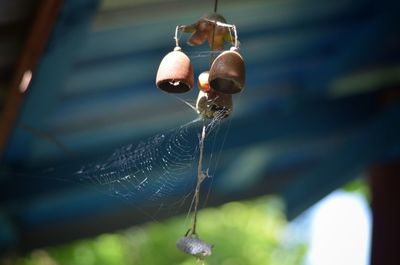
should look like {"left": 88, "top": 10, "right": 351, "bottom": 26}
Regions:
{"left": 16, "top": 197, "right": 306, "bottom": 265}
{"left": 343, "top": 178, "right": 370, "bottom": 202}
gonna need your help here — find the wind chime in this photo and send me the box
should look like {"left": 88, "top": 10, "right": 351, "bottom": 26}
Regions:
{"left": 155, "top": 8, "right": 245, "bottom": 259}
{"left": 156, "top": 12, "right": 245, "bottom": 119}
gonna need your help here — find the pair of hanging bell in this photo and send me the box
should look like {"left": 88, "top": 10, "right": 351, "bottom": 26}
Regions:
{"left": 156, "top": 47, "right": 245, "bottom": 94}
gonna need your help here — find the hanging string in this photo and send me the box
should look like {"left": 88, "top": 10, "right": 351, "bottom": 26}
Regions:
{"left": 174, "top": 25, "right": 185, "bottom": 47}
{"left": 209, "top": 0, "right": 220, "bottom": 66}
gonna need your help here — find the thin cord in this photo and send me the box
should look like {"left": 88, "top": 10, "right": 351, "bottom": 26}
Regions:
{"left": 209, "top": 22, "right": 217, "bottom": 66}
{"left": 203, "top": 115, "right": 232, "bottom": 207}
{"left": 190, "top": 125, "right": 207, "bottom": 235}
{"left": 174, "top": 26, "right": 179, "bottom": 46}
{"left": 215, "top": 21, "right": 238, "bottom": 49}
{"left": 174, "top": 25, "right": 184, "bottom": 47}
{"left": 209, "top": 0, "right": 219, "bottom": 66}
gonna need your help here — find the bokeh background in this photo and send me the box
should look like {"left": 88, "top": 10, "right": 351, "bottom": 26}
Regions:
{"left": 0, "top": 0, "right": 399, "bottom": 264}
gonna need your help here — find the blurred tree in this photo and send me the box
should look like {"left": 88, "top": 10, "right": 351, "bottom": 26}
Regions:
{"left": 343, "top": 177, "right": 370, "bottom": 202}
{"left": 15, "top": 196, "right": 307, "bottom": 265}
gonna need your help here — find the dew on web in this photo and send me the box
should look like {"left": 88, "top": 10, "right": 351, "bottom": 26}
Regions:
{"left": 69, "top": 112, "right": 226, "bottom": 207}
{"left": 74, "top": 125, "right": 192, "bottom": 201}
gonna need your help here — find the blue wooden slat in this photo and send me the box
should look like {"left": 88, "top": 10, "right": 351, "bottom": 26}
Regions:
{"left": 78, "top": 0, "right": 365, "bottom": 63}
{"left": 306, "top": 1, "right": 400, "bottom": 93}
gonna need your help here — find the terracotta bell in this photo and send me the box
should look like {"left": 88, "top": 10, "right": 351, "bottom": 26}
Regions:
{"left": 156, "top": 46, "right": 194, "bottom": 93}
{"left": 208, "top": 47, "right": 245, "bottom": 94}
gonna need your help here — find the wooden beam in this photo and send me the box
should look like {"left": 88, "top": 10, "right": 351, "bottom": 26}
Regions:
{"left": 369, "top": 161, "right": 400, "bottom": 265}
{"left": 0, "top": 0, "right": 64, "bottom": 156}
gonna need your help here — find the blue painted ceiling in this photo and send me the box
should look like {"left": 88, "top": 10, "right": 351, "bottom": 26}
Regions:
{"left": 0, "top": 0, "right": 400, "bottom": 252}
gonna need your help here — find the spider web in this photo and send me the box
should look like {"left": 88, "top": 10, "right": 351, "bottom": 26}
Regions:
{"left": 68, "top": 115, "right": 225, "bottom": 205}
{"left": 0, "top": 115, "right": 227, "bottom": 228}
{"left": 75, "top": 121, "right": 197, "bottom": 202}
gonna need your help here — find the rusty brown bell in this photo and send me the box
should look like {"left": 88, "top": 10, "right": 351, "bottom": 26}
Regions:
{"left": 208, "top": 47, "right": 245, "bottom": 94}
{"left": 156, "top": 47, "right": 194, "bottom": 93}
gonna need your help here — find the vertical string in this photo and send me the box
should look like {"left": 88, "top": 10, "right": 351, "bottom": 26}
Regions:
{"left": 209, "top": 25, "right": 217, "bottom": 67}
{"left": 191, "top": 124, "right": 207, "bottom": 235}
{"left": 174, "top": 26, "right": 180, "bottom": 47}
{"left": 232, "top": 25, "right": 238, "bottom": 49}
{"left": 209, "top": 0, "right": 220, "bottom": 67}
{"left": 174, "top": 25, "right": 184, "bottom": 47}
